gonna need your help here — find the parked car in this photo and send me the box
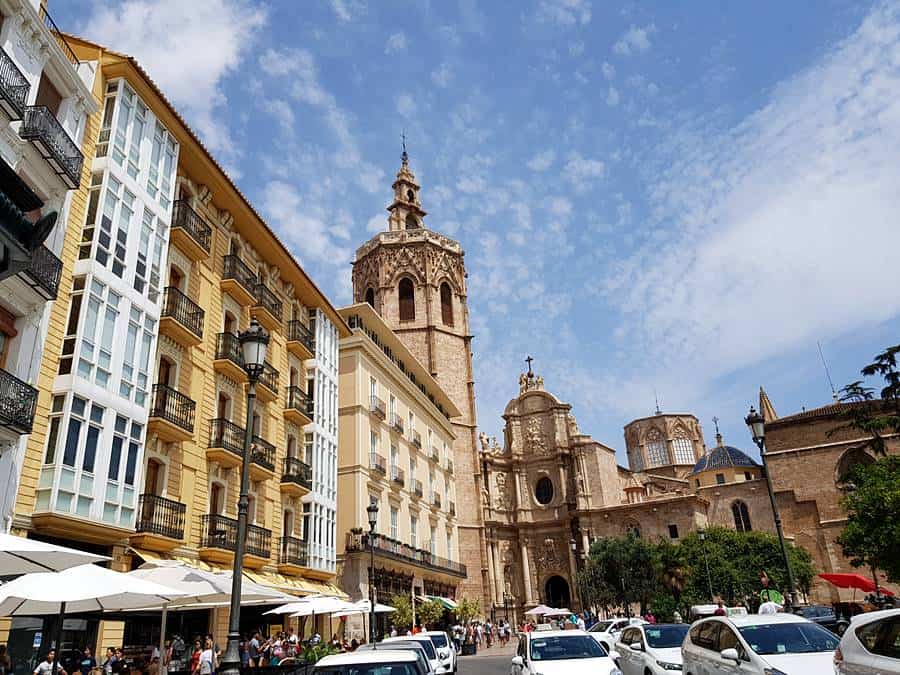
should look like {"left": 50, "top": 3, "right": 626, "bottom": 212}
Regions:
{"left": 796, "top": 604, "right": 850, "bottom": 635}
{"left": 589, "top": 618, "right": 648, "bottom": 652}
{"left": 682, "top": 613, "right": 840, "bottom": 674}
{"left": 313, "top": 649, "right": 425, "bottom": 674}
{"left": 833, "top": 607, "right": 900, "bottom": 674}
{"left": 614, "top": 623, "right": 690, "bottom": 674}
{"left": 512, "top": 629, "right": 622, "bottom": 675}
{"left": 421, "top": 630, "right": 456, "bottom": 673}
{"left": 382, "top": 635, "right": 447, "bottom": 673}
{"left": 355, "top": 641, "right": 434, "bottom": 674}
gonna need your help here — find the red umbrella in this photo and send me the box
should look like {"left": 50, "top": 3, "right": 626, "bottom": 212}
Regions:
{"left": 818, "top": 573, "right": 895, "bottom": 596}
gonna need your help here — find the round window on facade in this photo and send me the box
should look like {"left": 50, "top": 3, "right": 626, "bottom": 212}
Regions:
{"left": 535, "top": 477, "right": 554, "bottom": 505}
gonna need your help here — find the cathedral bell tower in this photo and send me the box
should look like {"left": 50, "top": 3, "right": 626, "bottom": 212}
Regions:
{"left": 351, "top": 149, "right": 489, "bottom": 609}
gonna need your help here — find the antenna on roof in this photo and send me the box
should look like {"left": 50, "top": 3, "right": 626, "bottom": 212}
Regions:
{"left": 654, "top": 389, "right": 661, "bottom": 415}
{"left": 817, "top": 340, "right": 838, "bottom": 402}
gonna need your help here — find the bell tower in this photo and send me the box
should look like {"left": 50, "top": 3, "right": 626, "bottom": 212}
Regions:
{"left": 352, "top": 149, "right": 490, "bottom": 609}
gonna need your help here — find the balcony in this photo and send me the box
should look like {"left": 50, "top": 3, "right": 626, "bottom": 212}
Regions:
{"left": 220, "top": 254, "right": 256, "bottom": 306}
{"left": 148, "top": 384, "right": 195, "bottom": 443}
{"left": 278, "top": 535, "right": 309, "bottom": 575}
{"left": 0, "top": 368, "right": 37, "bottom": 436}
{"left": 390, "top": 413, "right": 404, "bottom": 435}
{"left": 430, "top": 446, "right": 440, "bottom": 463}
{"left": 132, "top": 494, "right": 185, "bottom": 551}
{"left": 19, "top": 244, "right": 62, "bottom": 301}
{"left": 449, "top": 501, "right": 456, "bottom": 517}
{"left": 38, "top": 5, "right": 79, "bottom": 67}
{"left": 280, "top": 456, "right": 312, "bottom": 498}
{"left": 369, "top": 395, "right": 386, "bottom": 420}
{"left": 284, "top": 386, "right": 313, "bottom": 426}
{"left": 0, "top": 46, "right": 29, "bottom": 120}
{"left": 213, "top": 333, "right": 247, "bottom": 382}
{"left": 249, "top": 435, "right": 276, "bottom": 482}
{"left": 369, "top": 452, "right": 386, "bottom": 476}
{"left": 206, "top": 418, "right": 244, "bottom": 469}
{"left": 345, "top": 531, "right": 467, "bottom": 578}
{"left": 412, "top": 480, "right": 423, "bottom": 499}
{"left": 286, "top": 320, "right": 315, "bottom": 360}
{"left": 160, "top": 287, "right": 204, "bottom": 347}
{"left": 170, "top": 200, "right": 211, "bottom": 261}
{"left": 199, "top": 514, "right": 271, "bottom": 567}
{"left": 252, "top": 283, "right": 282, "bottom": 331}
{"left": 20, "top": 106, "right": 82, "bottom": 189}
{"left": 390, "top": 465, "right": 405, "bottom": 488}
{"left": 431, "top": 493, "right": 442, "bottom": 509}
{"left": 256, "top": 361, "right": 279, "bottom": 403}
{"left": 411, "top": 430, "right": 422, "bottom": 449}
{"left": 446, "top": 458, "right": 454, "bottom": 475}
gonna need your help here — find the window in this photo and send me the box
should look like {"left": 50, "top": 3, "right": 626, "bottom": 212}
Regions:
{"left": 535, "top": 477, "right": 554, "bottom": 505}
{"left": 79, "top": 174, "right": 103, "bottom": 260}
{"left": 59, "top": 277, "right": 85, "bottom": 374}
{"left": 405, "top": 213, "right": 418, "bottom": 229}
{"left": 440, "top": 282, "right": 454, "bottom": 326}
{"left": 836, "top": 447, "right": 876, "bottom": 487}
{"left": 628, "top": 446, "right": 644, "bottom": 472}
{"left": 147, "top": 121, "right": 177, "bottom": 208}
{"left": 744, "top": 471, "right": 752, "bottom": 481}
{"left": 77, "top": 280, "right": 120, "bottom": 388}
{"left": 410, "top": 516, "right": 418, "bottom": 549}
{"left": 398, "top": 278, "right": 415, "bottom": 320}
{"left": 695, "top": 479, "right": 700, "bottom": 487}
{"left": 62, "top": 396, "right": 86, "bottom": 467}
{"left": 96, "top": 82, "right": 117, "bottom": 158}
{"left": 390, "top": 394, "right": 396, "bottom": 416}
{"left": 120, "top": 306, "right": 155, "bottom": 405}
{"left": 716, "top": 473, "right": 726, "bottom": 485}
{"left": 43, "top": 396, "right": 65, "bottom": 464}
{"left": 390, "top": 506, "right": 398, "bottom": 540}
{"left": 370, "top": 376, "right": 377, "bottom": 399}
{"left": 446, "top": 531, "right": 453, "bottom": 558}
{"left": 370, "top": 430, "right": 378, "bottom": 455}
{"left": 112, "top": 84, "right": 134, "bottom": 167}
{"left": 364, "top": 287, "right": 375, "bottom": 307}
{"left": 668, "top": 524, "right": 679, "bottom": 539}
{"left": 82, "top": 403, "right": 105, "bottom": 473}
{"left": 645, "top": 429, "right": 668, "bottom": 467}
{"left": 430, "top": 525, "right": 436, "bottom": 555}
{"left": 109, "top": 415, "right": 127, "bottom": 480}
{"left": 672, "top": 434, "right": 694, "bottom": 464}
{"left": 732, "top": 500, "right": 752, "bottom": 532}
{"left": 856, "top": 616, "right": 900, "bottom": 658}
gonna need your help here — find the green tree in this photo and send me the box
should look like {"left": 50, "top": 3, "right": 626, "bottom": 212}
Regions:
{"left": 580, "top": 534, "right": 661, "bottom": 614}
{"left": 417, "top": 598, "right": 445, "bottom": 629}
{"left": 835, "top": 345, "right": 900, "bottom": 455}
{"left": 390, "top": 593, "right": 413, "bottom": 631}
{"left": 837, "top": 456, "right": 900, "bottom": 582}
{"left": 454, "top": 597, "right": 480, "bottom": 624}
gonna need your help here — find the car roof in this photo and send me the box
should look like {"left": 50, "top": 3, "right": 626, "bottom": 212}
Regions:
{"left": 701, "top": 613, "right": 812, "bottom": 627}
{"left": 849, "top": 608, "right": 900, "bottom": 625}
{"left": 420, "top": 630, "right": 447, "bottom": 636}
{"left": 358, "top": 643, "right": 425, "bottom": 652}
{"left": 527, "top": 630, "right": 591, "bottom": 639}
{"left": 383, "top": 635, "right": 432, "bottom": 643}
{"left": 316, "top": 650, "right": 416, "bottom": 665}
{"left": 637, "top": 623, "right": 686, "bottom": 629}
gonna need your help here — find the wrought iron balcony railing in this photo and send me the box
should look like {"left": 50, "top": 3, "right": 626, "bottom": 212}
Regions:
{"left": 0, "top": 46, "right": 29, "bottom": 119}
{"left": 253, "top": 282, "right": 282, "bottom": 321}
{"left": 136, "top": 494, "right": 186, "bottom": 540}
{"left": 412, "top": 480, "right": 423, "bottom": 498}
{"left": 279, "top": 536, "right": 308, "bottom": 567}
{"left": 222, "top": 254, "right": 256, "bottom": 299}
{"left": 20, "top": 106, "right": 82, "bottom": 188}
{"left": 246, "top": 523, "right": 272, "bottom": 559}
{"left": 345, "top": 531, "right": 467, "bottom": 577}
{"left": 172, "top": 200, "right": 212, "bottom": 254}
{"left": 38, "top": 5, "right": 79, "bottom": 66}
{"left": 22, "top": 244, "right": 62, "bottom": 300}
{"left": 215, "top": 332, "right": 243, "bottom": 368}
{"left": 286, "top": 386, "right": 313, "bottom": 417}
{"left": 369, "top": 395, "right": 386, "bottom": 419}
{"left": 286, "top": 320, "right": 315, "bottom": 353}
{"left": 370, "top": 452, "right": 386, "bottom": 475}
{"left": 0, "top": 368, "right": 37, "bottom": 434}
{"left": 150, "top": 384, "right": 196, "bottom": 434}
{"left": 161, "top": 287, "right": 204, "bottom": 339}
{"left": 390, "top": 413, "right": 404, "bottom": 434}
{"left": 250, "top": 434, "right": 275, "bottom": 472}
{"left": 208, "top": 418, "right": 244, "bottom": 455}
{"left": 411, "top": 429, "right": 422, "bottom": 449}
{"left": 391, "top": 465, "right": 405, "bottom": 486}
{"left": 282, "top": 456, "right": 312, "bottom": 489}
{"left": 259, "top": 361, "right": 278, "bottom": 393}
{"left": 200, "top": 514, "right": 271, "bottom": 559}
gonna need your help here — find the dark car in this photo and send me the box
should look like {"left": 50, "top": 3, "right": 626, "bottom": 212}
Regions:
{"left": 796, "top": 604, "right": 850, "bottom": 635}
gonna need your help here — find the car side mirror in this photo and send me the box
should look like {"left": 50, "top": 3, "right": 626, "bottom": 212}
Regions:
{"left": 720, "top": 648, "right": 740, "bottom": 662}
{"left": 630, "top": 642, "right": 643, "bottom": 651}
{"left": 511, "top": 656, "right": 524, "bottom": 667}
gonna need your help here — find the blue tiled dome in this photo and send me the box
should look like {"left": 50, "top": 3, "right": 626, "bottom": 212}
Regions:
{"left": 691, "top": 445, "right": 759, "bottom": 474}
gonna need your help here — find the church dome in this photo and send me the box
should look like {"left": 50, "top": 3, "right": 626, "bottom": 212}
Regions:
{"left": 690, "top": 444, "right": 759, "bottom": 474}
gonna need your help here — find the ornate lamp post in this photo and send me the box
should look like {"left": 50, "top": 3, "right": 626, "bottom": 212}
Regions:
{"left": 745, "top": 406, "right": 799, "bottom": 611}
{"left": 697, "top": 528, "right": 714, "bottom": 601}
{"left": 367, "top": 500, "right": 380, "bottom": 645}
{"left": 220, "top": 317, "right": 269, "bottom": 675}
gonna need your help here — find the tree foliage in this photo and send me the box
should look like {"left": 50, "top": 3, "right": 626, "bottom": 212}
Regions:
{"left": 835, "top": 345, "right": 900, "bottom": 454}
{"left": 390, "top": 593, "right": 413, "bottom": 630}
{"left": 417, "top": 598, "right": 445, "bottom": 629}
{"left": 454, "top": 597, "right": 480, "bottom": 624}
{"left": 837, "top": 455, "right": 900, "bottom": 583}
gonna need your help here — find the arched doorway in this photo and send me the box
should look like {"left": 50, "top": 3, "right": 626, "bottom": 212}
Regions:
{"left": 544, "top": 575, "right": 571, "bottom": 608}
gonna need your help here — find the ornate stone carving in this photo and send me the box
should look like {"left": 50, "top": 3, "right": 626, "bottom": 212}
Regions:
{"left": 525, "top": 416, "right": 549, "bottom": 455}
{"left": 494, "top": 473, "right": 512, "bottom": 509}
{"left": 535, "top": 537, "right": 563, "bottom": 570}
{"left": 479, "top": 432, "right": 503, "bottom": 456}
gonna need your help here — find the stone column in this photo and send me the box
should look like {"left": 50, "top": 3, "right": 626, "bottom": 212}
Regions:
{"left": 486, "top": 535, "right": 497, "bottom": 609}
{"left": 492, "top": 542, "right": 504, "bottom": 605}
{"left": 521, "top": 539, "right": 536, "bottom": 605}
{"left": 567, "top": 542, "right": 580, "bottom": 608}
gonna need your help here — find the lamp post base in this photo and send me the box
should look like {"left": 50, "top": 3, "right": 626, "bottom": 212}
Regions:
{"left": 218, "top": 634, "right": 242, "bottom": 675}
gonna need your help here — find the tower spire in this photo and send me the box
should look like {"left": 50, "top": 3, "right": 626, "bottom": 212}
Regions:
{"left": 386, "top": 137, "right": 427, "bottom": 232}
{"left": 712, "top": 416, "right": 723, "bottom": 447}
{"left": 401, "top": 130, "right": 408, "bottom": 165}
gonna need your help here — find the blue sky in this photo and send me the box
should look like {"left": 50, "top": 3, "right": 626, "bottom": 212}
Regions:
{"left": 61, "top": 0, "right": 900, "bottom": 463}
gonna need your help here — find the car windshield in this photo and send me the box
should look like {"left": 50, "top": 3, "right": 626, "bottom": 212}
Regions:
{"left": 644, "top": 625, "right": 690, "bottom": 649}
{"left": 429, "top": 633, "right": 448, "bottom": 648}
{"left": 590, "top": 621, "right": 613, "bottom": 632}
{"left": 314, "top": 664, "right": 420, "bottom": 675}
{"left": 408, "top": 640, "right": 436, "bottom": 659}
{"left": 738, "top": 622, "right": 840, "bottom": 655}
{"left": 530, "top": 636, "right": 608, "bottom": 661}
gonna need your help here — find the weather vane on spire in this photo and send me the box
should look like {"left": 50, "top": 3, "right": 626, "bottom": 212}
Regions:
{"left": 712, "top": 416, "right": 723, "bottom": 446}
{"left": 401, "top": 130, "right": 408, "bottom": 164}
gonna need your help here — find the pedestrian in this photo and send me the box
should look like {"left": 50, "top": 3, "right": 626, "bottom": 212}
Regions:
{"left": 759, "top": 600, "right": 782, "bottom": 615}
{"left": 0, "top": 645, "right": 11, "bottom": 675}
{"left": 34, "top": 650, "right": 65, "bottom": 675}
{"left": 198, "top": 639, "right": 215, "bottom": 675}
{"left": 713, "top": 601, "right": 727, "bottom": 617}
{"left": 247, "top": 632, "right": 260, "bottom": 668}
{"left": 672, "top": 610, "right": 683, "bottom": 624}
{"left": 189, "top": 640, "right": 201, "bottom": 675}
{"left": 78, "top": 648, "right": 96, "bottom": 675}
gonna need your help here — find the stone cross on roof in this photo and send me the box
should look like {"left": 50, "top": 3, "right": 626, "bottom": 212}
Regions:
{"left": 519, "top": 356, "right": 544, "bottom": 394}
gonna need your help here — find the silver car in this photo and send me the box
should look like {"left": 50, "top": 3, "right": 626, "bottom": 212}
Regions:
{"left": 834, "top": 608, "right": 900, "bottom": 674}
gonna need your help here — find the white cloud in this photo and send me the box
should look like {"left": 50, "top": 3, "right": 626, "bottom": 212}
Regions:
{"left": 563, "top": 153, "right": 605, "bottom": 190}
{"left": 366, "top": 214, "right": 386, "bottom": 233}
{"left": 260, "top": 98, "right": 294, "bottom": 136}
{"left": 548, "top": 196, "right": 573, "bottom": 217}
{"left": 385, "top": 31, "right": 407, "bottom": 54}
{"left": 601, "top": 61, "right": 616, "bottom": 80}
{"left": 396, "top": 93, "right": 415, "bottom": 118}
{"left": 605, "top": 1, "right": 900, "bottom": 381}
{"left": 330, "top": 0, "right": 366, "bottom": 21}
{"left": 535, "top": 0, "right": 592, "bottom": 26}
{"left": 613, "top": 23, "right": 657, "bottom": 56}
{"left": 606, "top": 86, "right": 620, "bottom": 106}
{"left": 431, "top": 63, "right": 453, "bottom": 88}
{"left": 79, "top": 0, "right": 266, "bottom": 160}
{"left": 527, "top": 149, "right": 556, "bottom": 171}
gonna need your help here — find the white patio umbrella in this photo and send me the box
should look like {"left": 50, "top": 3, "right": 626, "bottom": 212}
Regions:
{"left": 0, "top": 564, "right": 187, "bottom": 675}
{"left": 524, "top": 604, "right": 553, "bottom": 616}
{"left": 0, "top": 533, "right": 108, "bottom": 574}
{"left": 330, "top": 599, "right": 396, "bottom": 618}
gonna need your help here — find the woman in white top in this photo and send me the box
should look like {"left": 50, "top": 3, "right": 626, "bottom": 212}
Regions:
{"left": 198, "top": 639, "right": 216, "bottom": 675}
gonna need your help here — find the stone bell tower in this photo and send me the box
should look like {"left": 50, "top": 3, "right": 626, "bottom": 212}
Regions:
{"left": 351, "top": 148, "right": 489, "bottom": 609}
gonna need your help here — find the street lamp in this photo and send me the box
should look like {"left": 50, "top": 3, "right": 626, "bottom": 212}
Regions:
{"left": 220, "top": 317, "right": 269, "bottom": 675}
{"left": 697, "top": 528, "right": 714, "bottom": 601}
{"left": 367, "top": 499, "right": 379, "bottom": 646}
{"left": 745, "top": 405, "right": 799, "bottom": 612}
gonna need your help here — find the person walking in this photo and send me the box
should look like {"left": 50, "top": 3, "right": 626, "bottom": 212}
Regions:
{"left": 198, "top": 639, "right": 215, "bottom": 675}
{"left": 78, "top": 648, "right": 96, "bottom": 675}
{"left": 34, "top": 651, "right": 66, "bottom": 675}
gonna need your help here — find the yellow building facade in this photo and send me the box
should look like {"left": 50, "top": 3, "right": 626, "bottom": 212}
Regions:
{"left": 336, "top": 303, "right": 465, "bottom": 635}
{"left": 7, "top": 36, "right": 347, "bottom": 656}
